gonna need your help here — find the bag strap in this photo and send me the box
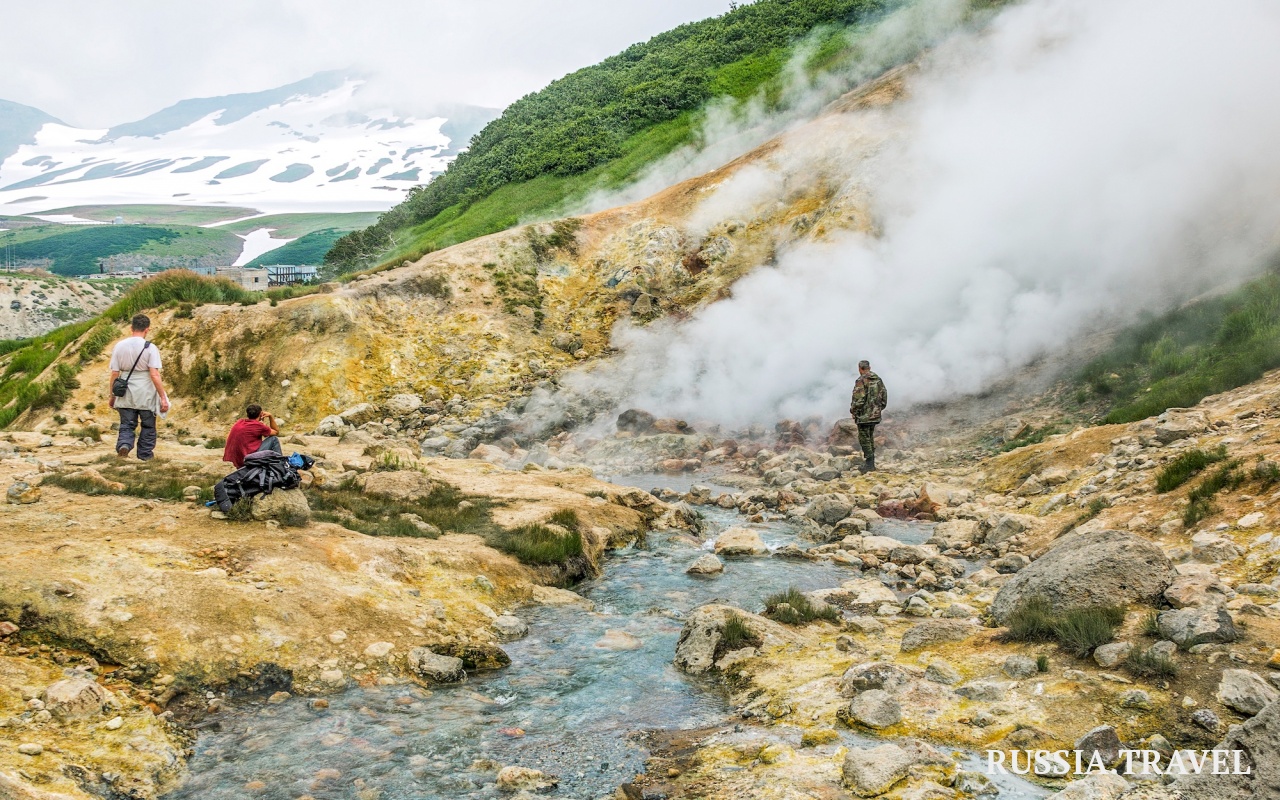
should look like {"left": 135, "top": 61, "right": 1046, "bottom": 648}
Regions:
{"left": 123, "top": 341, "right": 151, "bottom": 384}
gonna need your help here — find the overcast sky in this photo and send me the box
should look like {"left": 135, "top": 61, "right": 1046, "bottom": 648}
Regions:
{"left": 0, "top": 0, "right": 735, "bottom": 128}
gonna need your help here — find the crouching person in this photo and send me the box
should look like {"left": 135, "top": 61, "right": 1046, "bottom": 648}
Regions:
{"left": 223, "top": 404, "right": 282, "bottom": 469}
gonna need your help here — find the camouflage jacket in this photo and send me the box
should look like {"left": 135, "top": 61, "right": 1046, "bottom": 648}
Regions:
{"left": 850, "top": 372, "right": 888, "bottom": 424}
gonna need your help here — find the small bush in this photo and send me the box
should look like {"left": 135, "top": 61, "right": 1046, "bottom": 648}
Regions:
{"left": 1036, "top": 654, "right": 1050, "bottom": 673}
{"left": 69, "top": 425, "right": 102, "bottom": 442}
{"left": 762, "top": 587, "right": 839, "bottom": 626}
{"left": 719, "top": 612, "right": 761, "bottom": 655}
{"left": 1124, "top": 648, "right": 1179, "bottom": 679}
{"left": 279, "top": 508, "right": 310, "bottom": 528}
{"left": 1141, "top": 611, "right": 1161, "bottom": 637}
{"left": 78, "top": 322, "right": 118, "bottom": 362}
{"left": 226, "top": 498, "right": 254, "bottom": 521}
{"left": 204, "top": 435, "right": 227, "bottom": 449}
{"left": 1053, "top": 606, "right": 1125, "bottom": 658}
{"left": 84, "top": 402, "right": 96, "bottom": 411}
{"left": 1156, "top": 446, "right": 1228, "bottom": 492}
{"left": 52, "top": 414, "right": 67, "bottom": 426}
{"left": 1001, "top": 597, "right": 1125, "bottom": 657}
{"left": 485, "top": 523, "right": 584, "bottom": 566}
{"left": 305, "top": 481, "right": 489, "bottom": 539}
{"left": 1183, "top": 461, "right": 1243, "bottom": 525}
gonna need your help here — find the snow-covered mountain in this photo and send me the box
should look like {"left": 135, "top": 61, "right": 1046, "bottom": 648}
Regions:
{"left": 0, "top": 72, "right": 496, "bottom": 215}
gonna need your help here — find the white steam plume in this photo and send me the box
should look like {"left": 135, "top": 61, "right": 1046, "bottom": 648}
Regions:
{"left": 552, "top": 0, "right": 1280, "bottom": 430}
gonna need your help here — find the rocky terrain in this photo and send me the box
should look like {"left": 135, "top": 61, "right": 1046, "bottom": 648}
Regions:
{"left": 0, "top": 274, "right": 123, "bottom": 339}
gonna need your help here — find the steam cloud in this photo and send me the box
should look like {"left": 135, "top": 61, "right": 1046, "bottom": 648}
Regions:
{"left": 550, "top": 0, "right": 1280, "bottom": 430}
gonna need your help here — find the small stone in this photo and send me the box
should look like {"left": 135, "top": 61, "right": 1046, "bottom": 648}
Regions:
{"left": 327, "top": 630, "right": 348, "bottom": 644}
{"left": 1002, "top": 655, "right": 1039, "bottom": 679}
{"left": 267, "top": 691, "right": 291, "bottom": 705}
{"left": 408, "top": 648, "right": 466, "bottom": 683}
{"left": 1215, "top": 668, "right": 1280, "bottom": 716}
{"left": 0, "top": 621, "right": 18, "bottom": 636}
{"left": 593, "top": 630, "right": 642, "bottom": 651}
{"left": 1093, "top": 641, "right": 1134, "bottom": 668}
{"left": 714, "top": 527, "right": 769, "bottom": 556}
{"left": 320, "top": 669, "right": 345, "bottom": 685}
{"left": 6, "top": 482, "right": 40, "bottom": 504}
{"left": 363, "top": 641, "right": 394, "bottom": 658}
{"left": 924, "top": 660, "right": 962, "bottom": 685}
{"left": 841, "top": 743, "right": 914, "bottom": 797}
{"left": 1191, "top": 708, "right": 1220, "bottom": 732}
{"left": 104, "top": 716, "right": 123, "bottom": 730}
{"left": 848, "top": 689, "right": 901, "bottom": 729}
{"left": 492, "top": 615, "right": 529, "bottom": 642}
{"left": 1119, "top": 689, "right": 1152, "bottom": 709}
{"left": 17, "top": 743, "right": 42, "bottom": 756}
{"left": 686, "top": 553, "right": 724, "bottom": 575}
{"left": 800, "top": 729, "right": 841, "bottom": 747}
{"left": 495, "top": 765, "right": 557, "bottom": 793}
{"left": 1075, "top": 725, "right": 1122, "bottom": 768}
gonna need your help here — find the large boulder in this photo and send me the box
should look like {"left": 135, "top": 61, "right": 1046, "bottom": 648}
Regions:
{"left": 1165, "top": 698, "right": 1280, "bottom": 799}
{"left": 362, "top": 470, "right": 437, "bottom": 502}
{"left": 407, "top": 648, "right": 466, "bottom": 683}
{"left": 686, "top": 553, "right": 724, "bottom": 575}
{"left": 990, "top": 530, "right": 1173, "bottom": 624}
{"left": 1157, "top": 607, "right": 1238, "bottom": 648}
{"left": 713, "top": 527, "right": 769, "bottom": 556}
{"left": 42, "top": 678, "right": 117, "bottom": 720}
{"left": 251, "top": 488, "right": 310, "bottom": 523}
{"left": 985, "top": 513, "right": 1034, "bottom": 545}
{"left": 6, "top": 482, "right": 40, "bottom": 505}
{"left": 616, "top": 408, "right": 657, "bottom": 434}
{"left": 1215, "top": 669, "right": 1279, "bottom": 717}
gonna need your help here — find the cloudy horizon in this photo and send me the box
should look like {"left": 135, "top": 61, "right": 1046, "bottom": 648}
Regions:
{"left": 0, "top": 0, "right": 736, "bottom": 128}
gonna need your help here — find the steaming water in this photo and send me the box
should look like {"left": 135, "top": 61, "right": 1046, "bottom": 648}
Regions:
{"left": 167, "top": 480, "right": 1044, "bottom": 799}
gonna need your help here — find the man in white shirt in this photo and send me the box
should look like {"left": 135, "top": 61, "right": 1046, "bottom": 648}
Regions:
{"left": 108, "top": 314, "right": 170, "bottom": 460}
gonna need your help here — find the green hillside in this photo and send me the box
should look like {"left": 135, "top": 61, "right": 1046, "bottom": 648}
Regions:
{"left": 326, "top": 0, "right": 893, "bottom": 271}
{"left": 1077, "top": 268, "right": 1280, "bottom": 424}
{"left": 220, "top": 211, "right": 380, "bottom": 238}
{"left": 0, "top": 224, "right": 241, "bottom": 276}
{"left": 40, "top": 204, "right": 257, "bottom": 226}
{"left": 246, "top": 229, "right": 344, "bottom": 268}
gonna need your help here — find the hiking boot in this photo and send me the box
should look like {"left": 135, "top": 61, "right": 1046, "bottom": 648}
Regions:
{"left": 117, "top": 445, "right": 130, "bottom": 458}
{"left": 859, "top": 458, "right": 876, "bottom": 474}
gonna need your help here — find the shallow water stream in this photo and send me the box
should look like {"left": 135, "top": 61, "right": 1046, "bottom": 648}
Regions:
{"left": 168, "top": 477, "right": 1046, "bottom": 800}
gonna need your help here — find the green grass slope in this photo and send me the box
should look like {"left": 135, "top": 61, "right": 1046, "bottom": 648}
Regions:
{"left": 326, "top": 0, "right": 891, "bottom": 271}
{"left": 219, "top": 211, "right": 380, "bottom": 238}
{"left": 1077, "top": 268, "right": 1280, "bottom": 423}
{"left": 0, "top": 224, "right": 241, "bottom": 276}
{"left": 246, "top": 229, "right": 344, "bottom": 268}
{"left": 40, "top": 204, "right": 258, "bottom": 226}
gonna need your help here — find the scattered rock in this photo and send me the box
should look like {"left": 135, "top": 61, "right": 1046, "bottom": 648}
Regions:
{"left": 1169, "top": 697, "right": 1279, "bottom": 799}
{"left": 407, "top": 648, "right": 466, "bottom": 683}
{"left": 496, "top": 765, "right": 558, "bottom": 793}
{"left": 338, "top": 403, "right": 380, "bottom": 426}
{"left": 386, "top": 394, "right": 423, "bottom": 416}
{"left": 1093, "top": 642, "right": 1134, "bottom": 669}
{"left": 17, "top": 743, "right": 42, "bottom": 756}
{"left": 848, "top": 689, "right": 902, "bottom": 729}
{"left": 1002, "top": 655, "right": 1039, "bottom": 679}
{"left": 1158, "top": 607, "right": 1238, "bottom": 648}
{"left": 42, "top": 677, "right": 116, "bottom": 720}
{"left": 686, "top": 553, "right": 724, "bottom": 575}
{"left": 900, "top": 620, "right": 974, "bottom": 653}
{"left": 363, "top": 641, "right": 394, "bottom": 658}
{"left": 250, "top": 488, "right": 310, "bottom": 523}
{"left": 1215, "top": 669, "right": 1280, "bottom": 716}
{"left": 1119, "top": 689, "right": 1152, "bottom": 710}
{"left": 315, "top": 415, "right": 348, "bottom": 436}
{"left": 6, "top": 482, "right": 39, "bottom": 504}
{"left": 1074, "top": 725, "right": 1122, "bottom": 769}
{"left": 990, "top": 530, "right": 1173, "bottom": 623}
{"left": 713, "top": 527, "right": 769, "bottom": 556}
{"left": 842, "top": 743, "right": 915, "bottom": 797}
{"left": 956, "top": 680, "right": 1009, "bottom": 702}
{"left": 594, "top": 630, "right": 642, "bottom": 651}
{"left": 924, "top": 660, "right": 962, "bottom": 685}
{"left": 362, "top": 470, "right": 437, "bottom": 501}
{"left": 493, "top": 616, "right": 529, "bottom": 642}
{"left": 616, "top": 409, "right": 657, "bottom": 434}
{"left": 1191, "top": 708, "right": 1221, "bottom": 733}
{"left": 1154, "top": 409, "right": 1210, "bottom": 444}
{"left": 1050, "top": 772, "right": 1131, "bottom": 799}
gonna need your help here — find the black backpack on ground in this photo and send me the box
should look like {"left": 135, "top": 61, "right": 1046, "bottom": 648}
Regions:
{"left": 213, "top": 450, "right": 301, "bottom": 512}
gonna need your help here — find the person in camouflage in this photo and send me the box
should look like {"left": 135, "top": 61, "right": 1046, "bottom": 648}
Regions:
{"left": 849, "top": 359, "right": 888, "bottom": 473}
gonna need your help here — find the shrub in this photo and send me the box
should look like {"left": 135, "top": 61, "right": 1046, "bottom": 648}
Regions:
{"left": 279, "top": 508, "right": 310, "bottom": 528}
{"left": 762, "top": 587, "right": 839, "bottom": 625}
{"left": 305, "top": 481, "right": 489, "bottom": 539}
{"left": 1141, "top": 611, "right": 1161, "bottom": 637}
{"left": 69, "top": 425, "right": 102, "bottom": 442}
{"left": 1183, "top": 461, "right": 1243, "bottom": 525}
{"left": 226, "top": 498, "right": 255, "bottom": 521}
{"left": 78, "top": 322, "right": 118, "bottom": 362}
{"left": 1155, "top": 446, "right": 1228, "bottom": 493}
{"left": 204, "top": 436, "right": 227, "bottom": 449}
{"left": 44, "top": 460, "right": 214, "bottom": 503}
{"left": 1036, "top": 654, "right": 1050, "bottom": 673}
{"left": 485, "top": 522, "right": 584, "bottom": 566}
{"left": 1000, "top": 597, "right": 1125, "bottom": 657}
{"left": 1124, "top": 648, "right": 1179, "bottom": 679}
{"left": 719, "top": 612, "right": 761, "bottom": 655}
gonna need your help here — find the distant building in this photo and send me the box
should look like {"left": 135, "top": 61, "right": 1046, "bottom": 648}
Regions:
{"left": 189, "top": 266, "right": 217, "bottom": 276}
{"left": 112, "top": 216, "right": 125, "bottom": 225}
{"left": 266, "top": 264, "right": 318, "bottom": 286}
{"left": 215, "top": 266, "right": 269, "bottom": 290}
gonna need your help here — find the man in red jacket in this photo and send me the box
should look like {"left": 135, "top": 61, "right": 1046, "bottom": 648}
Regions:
{"left": 223, "top": 404, "right": 282, "bottom": 468}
